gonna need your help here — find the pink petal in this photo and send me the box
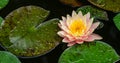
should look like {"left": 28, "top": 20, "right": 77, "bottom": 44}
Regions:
{"left": 78, "top": 11, "right": 83, "bottom": 17}
{"left": 85, "top": 18, "right": 94, "bottom": 33}
{"left": 78, "top": 11, "right": 86, "bottom": 24}
{"left": 85, "top": 12, "right": 93, "bottom": 29}
{"left": 72, "top": 11, "right": 77, "bottom": 17}
{"left": 67, "top": 42, "right": 76, "bottom": 46}
{"left": 86, "top": 22, "right": 100, "bottom": 35}
{"left": 85, "top": 33, "right": 102, "bottom": 42}
{"left": 86, "top": 12, "right": 90, "bottom": 20}
{"left": 57, "top": 31, "right": 75, "bottom": 41}
{"left": 58, "top": 21, "right": 69, "bottom": 33}
{"left": 81, "top": 36, "right": 88, "bottom": 40}
{"left": 67, "top": 14, "right": 71, "bottom": 20}
{"left": 62, "top": 16, "right": 66, "bottom": 21}
{"left": 66, "top": 14, "right": 73, "bottom": 27}
{"left": 76, "top": 40, "right": 83, "bottom": 44}
{"left": 66, "top": 14, "right": 71, "bottom": 22}
{"left": 59, "top": 20, "right": 66, "bottom": 27}
{"left": 62, "top": 38, "right": 71, "bottom": 43}
{"left": 57, "top": 31, "right": 66, "bottom": 37}
{"left": 74, "top": 35, "right": 88, "bottom": 41}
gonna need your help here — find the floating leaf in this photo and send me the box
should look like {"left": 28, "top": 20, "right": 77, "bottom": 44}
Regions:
{"left": 0, "top": 6, "right": 61, "bottom": 57}
{"left": 88, "top": 0, "right": 120, "bottom": 12}
{"left": 77, "top": 5, "right": 108, "bottom": 21}
{"left": 59, "top": 41, "right": 119, "bottom": 63}
{"left": 0, "top": 51, "right": 21, "bottom": 63}
{"left": 59, "top": 0, "right": 82, "bottom": 7}
{"left": 0, "top": 17, "right": 3, "bottom": 26}
{"left": 0, "top": 0, "right": 9, "bottom": 9}
{"left": 113, "top": 13, "right": 120, "bottom": 31}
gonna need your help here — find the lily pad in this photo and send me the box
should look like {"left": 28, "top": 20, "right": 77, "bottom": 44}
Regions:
{"left": 113, "top": 13, "right": 120, "bottom": 31}
{"left": 58, "top": 41, "right": 119, "bottom": 63}
{"left": 0, "top": 51, "right": 21, "bottom": 63}
{"left": 0, "top": 17, "right": 3, "bottom": 26}
{"left": 0, "top": 0, "right": 9, "bottom": 9}
{"left": 76, "top": 5, "right": 108, "bottom": 21}
{"left": 88, "top": 0, "right": 120, "bottom": 12}
{"left": 0, "top": 6, "right": 61, "bottom": 57}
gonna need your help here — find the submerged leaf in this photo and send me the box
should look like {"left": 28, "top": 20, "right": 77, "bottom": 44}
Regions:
{"left": 113, "top": 13, "right": 120, "bottom": 31}
{"left": 59, "top": 41, "right": 119, "bottom": 63}
{"left": 0, "top": 0, "right": 9, "bottom": 9}
{"left": 59, "top": 0, "right": 82, "bottom": 7}
{"left": 77, "top": 5, "right": 108, "bottom": 21}
{"left": 0, "top": 6, "right": 61, "bottom": 57}
{"left": 88, "top": 0, "right": 120, "bottom": 12}
{"left": 0, "top": 51, "right": 21, "bottom": 63}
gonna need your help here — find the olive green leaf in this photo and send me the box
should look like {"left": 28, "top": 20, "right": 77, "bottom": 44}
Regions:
{"left": 88, "top": 0, "right": 120, "bottom": 12}
{"left": 113, "top": 13, "right": 120, "bottom": 31}
{"left": 77, "top": 5, "right": 108, "bottom": 21}
{"left": 0, "top": 51, "right": 21, "bottom": 63}
{"left": 0, "top": 6, "right": 61, "bottom": 57}
{"left": 0, "top": 0, "right": 9, "bottom": 9}
{"left": 59, "top": 41, "right": 119, "bottom": 63}
{"left": 0, "top": 17, "right": 3, "bottom": 26}
{"left": 59, "top": 0, "right": 82, "bottom": 7}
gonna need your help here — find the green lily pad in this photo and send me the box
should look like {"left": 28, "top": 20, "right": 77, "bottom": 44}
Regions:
{"left": 0, "top": 0, "right": 9, "bottom": 9}
{"left": 88, "top": 0, "right": 120, "bottom": 12}
{"left": 0, "top": 6, "right": 61, "bottom": 57}
{"left": 59, "top": 41, "right": 119, "bottom": 63}
{"left": 0, "top": 17, "right": 3, "bottom": 26}
{"left": 0, "top": 51, "right": 21, "bottom": 63}
{"left": 76, "top": 5, "right": 108, "bottom": 21}
{"left": 113, "top": 13, "right": 120, "bottom": 31}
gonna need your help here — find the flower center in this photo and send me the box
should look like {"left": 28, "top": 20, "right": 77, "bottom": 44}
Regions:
{"left": 69, "top": 19, "right": 86, "bottom": 37}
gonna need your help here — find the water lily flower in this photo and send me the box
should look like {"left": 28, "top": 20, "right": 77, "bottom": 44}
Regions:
{"left": 57, "top": 11, "right": 102, "bottom": 46}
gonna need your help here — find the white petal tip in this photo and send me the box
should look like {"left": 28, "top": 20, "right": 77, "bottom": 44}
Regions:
{"left": 78, "top": 11, "right": 83, "bottom": 15}
{"left": 76, "top": 41, "right": 83, "bottom": 44}
{"left": 62, "top": 16, "right": 66, "bottom": 21}
{"left": 72, "top": 10, "right": 77, "bottom": 16}
{"left": 62, "top": 38, "right": 70, "bottom": 43}
{"left": 96, "top": 36, "right": 103, "bottom": 40}
{"left": 67, "top": 42, "right": 75, "bottom": 47}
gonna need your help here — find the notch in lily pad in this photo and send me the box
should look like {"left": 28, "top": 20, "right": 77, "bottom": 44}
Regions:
{"left": 0, "top": 6, "right": 61, "bottom": 57}
{"left": 0, "top": 51, "right": 21, "bottom": 63}
{"left": 58, "top": 41, "right": 120, "bottom": 63}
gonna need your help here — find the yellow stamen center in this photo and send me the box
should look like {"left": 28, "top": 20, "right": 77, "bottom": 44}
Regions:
{"left": 69, "top": 19, "right": 86, "bottom": 37}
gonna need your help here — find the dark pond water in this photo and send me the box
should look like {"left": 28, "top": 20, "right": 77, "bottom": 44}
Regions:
{"left": 0, "top": 0, "right": 120, "bottom": 63}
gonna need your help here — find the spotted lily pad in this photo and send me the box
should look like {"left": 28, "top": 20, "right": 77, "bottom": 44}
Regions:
{"left": 113, "top": 13, "right": 120, "bottom": 31}
{"left": 0, "top": 0, "right": 9, "bottom": 9}
{"left": 77, "top": 5, "right": 108, "bottom": 21}
{"left": 58, "top": 41, "right": 119, "bottom": 63}
{"left": 0, "top": 6, "right": 61, "bottom": 57}
{"left": 0, "top": 51, "right": 21, "bottom": 63}
{"left": 88, "top": 0, "right": 120, "bottom": 12}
